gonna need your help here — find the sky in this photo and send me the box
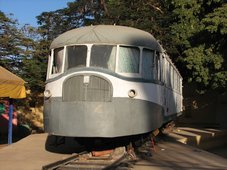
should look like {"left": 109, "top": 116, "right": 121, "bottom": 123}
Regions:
{"left": 0, "top": 0, "right": 75, "bottom": 27}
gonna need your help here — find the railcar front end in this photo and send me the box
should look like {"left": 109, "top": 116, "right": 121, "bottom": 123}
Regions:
{"left": 43, "top": 25, "right": 183, "bottom": 138}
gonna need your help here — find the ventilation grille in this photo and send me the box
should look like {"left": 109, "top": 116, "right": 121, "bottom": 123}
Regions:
{"left": 63, "top": 75, "right": 112, "bottom": 102}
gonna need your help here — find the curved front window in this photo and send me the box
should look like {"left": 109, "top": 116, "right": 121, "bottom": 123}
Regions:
{"left": 90, "top": 45, "right": 116, "bottom": 71}
{"left": 66, "top": 45, "right": 87, "bottom": 69}
{"left": 52, "top": 47, "right": 64, "bottom": 74}
{"left": 118, "top": 46, "right": 140, "bottom": 73}
{"left": 49, "top": 44, "right": 162, "bottom": 82}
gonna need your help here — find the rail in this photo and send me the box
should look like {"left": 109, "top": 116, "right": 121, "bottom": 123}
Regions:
{"left": 42, "top": 147, "right": 128, "bottom": 170}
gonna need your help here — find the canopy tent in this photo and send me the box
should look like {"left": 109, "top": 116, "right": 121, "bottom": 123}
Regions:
{"left": 0, "top": 66, "right": 26, "bottom": 144}
{"left": 0, "top": 66, "right": 26, "bottom": 99}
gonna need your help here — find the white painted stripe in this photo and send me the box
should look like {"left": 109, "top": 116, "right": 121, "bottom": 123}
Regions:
{"left": 45, "top": 71, "right": 183, "bottom": 114}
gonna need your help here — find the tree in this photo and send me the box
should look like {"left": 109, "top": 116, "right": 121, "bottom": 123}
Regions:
{"left": 201, "top": 3, "right": 227, "bottom": 89}
{"left": 0, "top": 11, "right": 47, "bottom": 106}
{"left": 165, "top": 0, "right": 227, "bottom": 92}
{"left": 20, "top": 25, "right": 47, "bottom": 96}
{"left": 36, "top": 0, "right": 105, "bottom": 40}
{"left": 36, "top": 0, "right": 169, "bottom": 42}
{"left": 0, "top": 11, "right": 23, "bottom": 71}
{"left": 36, "top": 0, "right": 226, "bottom": 92}
{"left": 96, "top": 0, "right": 170, "bottom": 43}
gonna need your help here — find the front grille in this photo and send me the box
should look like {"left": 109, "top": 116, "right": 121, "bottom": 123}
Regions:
{"left": 63, "top": 75, "right": 112, "bottom": 102}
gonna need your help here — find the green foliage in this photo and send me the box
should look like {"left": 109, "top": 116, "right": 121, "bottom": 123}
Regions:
{"left": 184, "top": 45, "right": 225, "bottom": 88}
{"left": 20, "top": 26, "right": 47, "bottom": 95}
{"left": 36, "top": 0, "right": 104, "bottom": 40}
{"left": 165, "top": 0, "right": 226, "bottom": 92}
{"left": 0, "top": 11, "right": 23, "bottom": 70}
{"left": 168, "top": 0, "right": 203, "bottom": 47}
{"left": 203, "top": 3, "right": 227, "bottom": 34}
{"left": 1, "top": 0, "right": 226, "bottom": 97}
{"left": 34, "top": 0, "right": 227, "bottom": 92}
{"left": 0, "top": 11, "right": 46, "bottom": 106}
{"left": 36, "top": 0, "right": 168, "bottom": 43}
{"left": 98, "top": 0, "right": 168, "bottom": 38}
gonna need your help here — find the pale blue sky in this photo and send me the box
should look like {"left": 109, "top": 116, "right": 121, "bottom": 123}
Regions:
{"left": 0, "top": 0, "right": 74, "bottom": 27}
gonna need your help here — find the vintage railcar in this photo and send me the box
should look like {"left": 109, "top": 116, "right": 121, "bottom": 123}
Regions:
{"left": 43, "top": 25, "right": 183, "bottom": 138}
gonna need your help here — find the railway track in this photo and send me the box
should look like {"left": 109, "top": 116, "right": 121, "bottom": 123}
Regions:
{"left": 42, "top": 130, "right": 163, "bottom": 170}
{"left": 42, "top": 147, "right": 132, "bottom": 170}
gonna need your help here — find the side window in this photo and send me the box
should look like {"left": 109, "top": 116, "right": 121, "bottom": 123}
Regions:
{"left": 152, "top": 52, "right": 160, "bottom": 80}
{"left": 170, "top": 66, "right": 174, "bottom": 88}
{"left": 142, "top": 49, "right": 154, "bottom": 80}
{"left": 156, "top": 52, "right": 161, "bottom": 81}
{"left": 168, "top": 63, "right": 171, "bottom": 87}
{"left": 52, "top": 47, "right": 64, "bottom": 74}
{"left": 66, "top": 45, "right": 87, "bottom": 69}
{"left": 165, "top": 60, "right": 169, "bottom": 87}
{"left": 161, "top": 55, "right": 166, "bottom": 83}
{"left": 176, "top": 74, "right": 179, "bottom": 91}
{"left": 174, "top": 70, "right": 177, "bottom": 90}
{"left": 118, "top": 46, "right": 140, "bottom": 73}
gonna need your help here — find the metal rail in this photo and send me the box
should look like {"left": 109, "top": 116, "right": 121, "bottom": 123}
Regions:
{"left": 42, "top": 152, "right": 87, "bottom": 170}
{"left": 42, "top": 148, "right": 129, "bottom": 170}
{"left": 42, "top": 131, "right": 163, "bottom": 170}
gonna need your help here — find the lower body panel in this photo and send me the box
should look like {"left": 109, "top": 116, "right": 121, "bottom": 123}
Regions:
{"left": 44, "top": 97, "right": 164, "bottom": 137}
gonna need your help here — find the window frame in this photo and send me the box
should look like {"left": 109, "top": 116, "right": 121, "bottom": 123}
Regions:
{"left": 46, "top": 44, "right": 170, "bottom": 84}
{"left": 90, "top": 44, "right": 117, "bottom": 71}
{"left": 48, "top": 47, "right": 65, "bottom": 79}
{"left": 141, "top": 48, "right": 155, "bottom": 80}
{"left": 116, "top": 45, "right": 142, "bottom": 77}
{"left": 65, "top": 45, "right": 88, "bottom": 70}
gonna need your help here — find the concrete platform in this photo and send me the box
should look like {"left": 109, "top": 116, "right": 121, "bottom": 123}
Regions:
{"left": 0, "top": 133, "right": 76, "bottom": 170}
{"left": 0, "top": 128, "right": 227, "bottom": 170}
{"left": 134, "top": 140, "right": 227, "bottom": 170}
{"left": 132, "top": 127, "right": 227, "bottom": 170}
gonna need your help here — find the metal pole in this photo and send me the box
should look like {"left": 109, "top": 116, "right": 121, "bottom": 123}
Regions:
{"left": 8, "top": 98, "right": 13, "bottom": 144}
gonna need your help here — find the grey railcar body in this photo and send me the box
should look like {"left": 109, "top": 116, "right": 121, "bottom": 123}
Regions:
{"left": 44, "top": 25, "right": 183, "bottom": 138}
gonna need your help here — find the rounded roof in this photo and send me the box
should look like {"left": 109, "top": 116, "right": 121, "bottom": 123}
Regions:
{"left": 50, "top": 25, "right": 162, "bottom": 51}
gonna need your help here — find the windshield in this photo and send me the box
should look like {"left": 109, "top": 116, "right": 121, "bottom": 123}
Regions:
{"left": 118, "top": 46, "right": 140, "bottom": 73}
{"left": 52, "top": 47, "right": 64, "bottom": 74}
{"left": 66, "top": 45, "right": 87, "bottom": 69}
{"left": 90, "top": 45, "right": 116, "bottom": 71}
{"left": 51, "top": 45, "right": 147, "bottom": 77}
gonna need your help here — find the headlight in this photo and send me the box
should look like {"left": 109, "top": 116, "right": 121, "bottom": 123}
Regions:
{"left": 44, "top": 90, "right": 52, "bottom": 98}
{"left": 128, "top": 89, "right": 136, "bottom": 98}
